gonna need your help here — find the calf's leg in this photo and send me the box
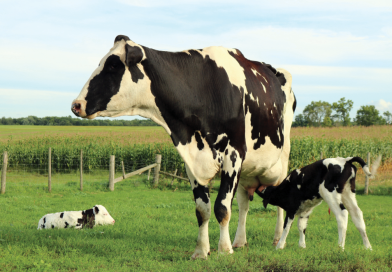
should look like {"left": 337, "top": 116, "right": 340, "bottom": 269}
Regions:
{"left": 320, "top": 186, "right": 349, "bottom": 249}
{"left": 297, "top": 209, "right": 314, "bottom": 248}
{"left": 273, "top": 207, "right": 284, "bottom": 245}
{"left": 342, "top": 185, "right": 372, "bottom": 249}
{"left": 276, "top": 214, "right": 295, "bottom": 250}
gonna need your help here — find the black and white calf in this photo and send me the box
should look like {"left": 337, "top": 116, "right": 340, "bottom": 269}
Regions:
{"left": 37, "top": 205, "right": 115, "bottom": 230}
{"left": 256, "top": 157, "right": 380, "bottom": 250}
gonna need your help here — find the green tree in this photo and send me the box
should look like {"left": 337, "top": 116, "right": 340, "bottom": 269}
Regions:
{"left": 303, "top": 101, "right": 332, "bottom": 127}
{"left": 383, "top": 111, "right": 392, "bottom": 125}
{"left": 332, "top": 97, "right": 353, "bottom": 126}
{"left": 355, "top": 105, "right": 385, "bottom": 126}
{"left": 292, "top": 114, "right": 308, "bottom": 127}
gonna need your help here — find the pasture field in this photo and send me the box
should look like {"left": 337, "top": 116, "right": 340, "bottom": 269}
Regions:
{"left": 1, "top": 176, "right": 392, "bottom": 271}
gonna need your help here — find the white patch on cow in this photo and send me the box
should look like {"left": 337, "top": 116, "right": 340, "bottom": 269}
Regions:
{"left": 176, "top": 134, "right": 219, "bottom": 186}
{"left": 270, "top": 110, "right": 273, "bottom": 115}
{"left": 277, "top": 127, "right": 281, "bottom": 142}
{"left": 198, "top": 47, "right": 247, "bottom": 94}
{"left": 37, "top": 211, "right": 83, "bottom": 230}
{"left": 274, "top": 103, "right": 277, "bottom": 108}
{"left": 323, "top": 157, "right": 346, "bottom": 173}
{"left": 182, "top": 50, "right": 192, "bottom": 55}
{"left": 296, "top": 169, "right": 301, "bottom": 175}
{"left": 261, "top": 75, "right": 268, "bottom": 83}
{"left": 251, "top": 68, "right": 259, "bottom": 76}
{"left": 297, "top": 184, "right": 301, "bottom": 189}
{"left": 261, "top": 82, "right": 267, "bottom": 93}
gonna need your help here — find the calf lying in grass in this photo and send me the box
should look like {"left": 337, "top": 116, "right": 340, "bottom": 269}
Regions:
{"left": 256, "top": 156, "right": 381, "bottom": 250}
{"left": 37, "top": 205, "right": 115, "bottom": 230}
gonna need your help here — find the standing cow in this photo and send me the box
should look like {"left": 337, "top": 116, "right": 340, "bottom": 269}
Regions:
{"left": 71, "top": 35, "right": 296, "bottom": 259}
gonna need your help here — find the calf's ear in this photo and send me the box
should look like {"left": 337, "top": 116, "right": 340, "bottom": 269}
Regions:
{"left": 125, "top": 44, "right": 143, "bottom": 67}
{"left": 263, "top": 199, "right": 269, "bottom": 209}
{"left": 94, "top": 206, "right": 99, "bottom": 214}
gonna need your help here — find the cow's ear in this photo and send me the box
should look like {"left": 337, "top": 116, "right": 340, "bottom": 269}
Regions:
{"left": 94, "top": 206, "right": 99, "bottom": 214}
{"left": 125, "top": 44, "right": 143, "bottom": 67}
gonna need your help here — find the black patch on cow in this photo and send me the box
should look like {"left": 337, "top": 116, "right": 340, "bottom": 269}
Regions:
{"left": 303, "top": 228, "right": 306, "bottom": 235}
{"left": 214, "top": 136, "right": 228, "bottom": 153}
{"left": 196, "top": 209, "right": 203, "bottom": 227}
{"left": 94, "top": 206, "right": 100, "bottom": 214}
{"left": 218, "top": 158, "right": 221, "bottom": 163}
{"left": 292, "top": 93, "right": 297, "bottom": 112}
{"left": 192, "top": 184, "right": 209, "bottom": 204}
{"left": 82, "top": 209, "right": 96, "bottom": 229}
{"left": 114, "top": 35, "right": 130, "bottom": 43}
{"left": 43, "top": 217, "right": 46, "bottom": 224}
{"left": 141, "top": 47, "right": 246, "bottom": 161}
{"left": 230, "top": 151, "right": 237, "bottom": 168}
{"left": 65, "top": 222, "right": 69, "bottom": 228}
{"left": 214, "top": 170, "right": 238, "bottom": 223}
{"left": 229, "top": 50, "right": 286, "bottom": 150}
{"left": 42, "top": 224, "right": 45, "bottom": 229}
{"left": 195, "top": 132, "right": 204, "bottom": 150}
{"left": 283, "top": 214, "right": 295, "bottom": 229}
{"left": 52, "top": 225, "right": 54, "bottom": 229}
{"left": 60, "top": 213, "right": 64, "bottom": 218}
{"left": 125, "top": 44, "right": 144, "bottom": 83}
{"left": 77, "top": 218, "right": 83, "bottom": 224}
{"left": 249, "top": 194, "right": 253, "bottom": 201}
{"left": 340, "top": 204, "right": 346, "bottom": 210}
{"left": 194, "top": 180, "right": 197, "bottom": 186}
{"left": 85, "top": 55, "right": 125, "bottom": 116}
{"left": 214, "top": 203, "right": 228, "bottom": 224}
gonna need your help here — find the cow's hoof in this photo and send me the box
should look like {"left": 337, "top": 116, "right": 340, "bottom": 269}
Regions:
{"left": 191, "top": 250, "right": 209, "bottom": 260}
{"left": 232, "top": 242, "right": 248, "bottom": 248}
{"left": 299, "top": 244, "right": 306, "bottom": 249}
{"left": 272, "top": 239, "right": 280, "bottom": 246}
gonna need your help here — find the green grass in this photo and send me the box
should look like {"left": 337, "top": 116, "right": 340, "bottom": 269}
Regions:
{"left": 1, "top": 174, "right": 392, "bottom": 271}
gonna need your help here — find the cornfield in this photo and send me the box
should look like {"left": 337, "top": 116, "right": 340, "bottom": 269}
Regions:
{"left": 1, "top": 134, "right": 391, "bottom": 175}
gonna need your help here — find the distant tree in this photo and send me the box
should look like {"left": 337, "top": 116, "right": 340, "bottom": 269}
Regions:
{"left": 292, "top": 114, "right": 308, "bottom": 127}
{"left": 356, "top": 105, "right": 385, "bottom": 126}
{"left": 303, "top": 101, "right": 332, "bottom": 127}
{"left": 383, "top": 111, "right": 392, "bottom": 125}
{"left": 332, "top": 97, "right": 353, "bottom": 126}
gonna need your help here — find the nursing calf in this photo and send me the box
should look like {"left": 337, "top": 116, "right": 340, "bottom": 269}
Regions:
{"left": 256, "top": 156, "right": 380, "bottom": 250}
{"left": 38, "top": 205, "right": 115, "bottom": 230}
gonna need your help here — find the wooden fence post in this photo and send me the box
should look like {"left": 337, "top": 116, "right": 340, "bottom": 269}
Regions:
{"left": 171, "top": 169, "right": 178, "bottom": 186}
{"left": 364, "top": 152, "right": 370, "bottom": 195}
{"left": 121, "top": 161, "right": 125, "bottom": 179}
{"left": 153, "top": 154, "right": 161, "bottom": 187}
{"left": 80, "top": 149, "right": 83, "bottom": 191}
{"left": 1, "top": 151, "right": 8, "bottom": 194}
{"left": 109, "top": 155, "right": 115, "bottom": 191}
{"left": 320, "top": 152, "right": 323, "bottom": 160}
{"left": 147, "top": 169, "right": 151, "bottom": 181}
{"left": 48, "top": 147, "right": 52, "bottom": 193}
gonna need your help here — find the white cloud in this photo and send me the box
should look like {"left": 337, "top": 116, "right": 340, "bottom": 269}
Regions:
{"left": 373, "top": 99, "right": 392, "bottom": 112}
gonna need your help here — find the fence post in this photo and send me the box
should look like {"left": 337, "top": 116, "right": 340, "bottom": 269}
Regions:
{"left": 153, "top": 154, "right": 161, "bottom": 187}
{"left": 48, "top": 147, "right": 52, "bottom": 193}
{"left": 320, "top": 151, "right": 323, "bottom": 160}
{"left": 80, "top": 149, "right": 83, "bottom": 191}
{"left": 364, "top": 152, "right": 370, "bottom": 195}
{"left": 147, "top": 169, "right": 151, "bottom": 181}
{"left": 1, "top": 151, "right": 8, "bottom": 194}
{"left": 109, "top": 155, "right": 115, "bottom": 191}
{"left": 171, "top": 169, "right": 178, "bottom": 186}
{"left": 121, "top": 161, "right": 125, "bottom": 179}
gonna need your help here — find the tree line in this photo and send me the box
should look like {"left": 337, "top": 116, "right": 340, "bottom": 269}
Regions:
{"left": 0, "top": 116, "right": 158, "bottom": 126}
{"left": 293, "top": 97, "right": 391, "bottom": 127}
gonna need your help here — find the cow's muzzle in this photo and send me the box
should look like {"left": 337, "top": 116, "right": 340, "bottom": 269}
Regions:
{"left": 71, "top": 100, "right": 87, "bottom": 118}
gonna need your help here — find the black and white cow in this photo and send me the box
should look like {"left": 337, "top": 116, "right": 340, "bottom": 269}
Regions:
{"left": 37, "top": 205, "right": 115, "bottom": 230}
{"left": 256, "top": 157, "right": 380, "bottom": 250}
{"left": 71, "top": 35, "right": 296, "bottom": 258}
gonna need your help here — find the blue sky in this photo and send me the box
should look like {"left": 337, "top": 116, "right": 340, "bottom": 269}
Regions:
{"left": 1, "top": 0, "right": 391, "bottom": 121}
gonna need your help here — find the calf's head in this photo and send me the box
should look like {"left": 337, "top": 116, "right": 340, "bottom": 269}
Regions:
{"left": 71, "top": 35, "right": 150, "bottom": 119}
{"left": 93, "top": 205, "right": 115, "bottom": 226}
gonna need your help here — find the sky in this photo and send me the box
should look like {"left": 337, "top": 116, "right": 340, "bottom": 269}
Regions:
{"left": 0, "top": 0, "right": 391, "bottom": 121}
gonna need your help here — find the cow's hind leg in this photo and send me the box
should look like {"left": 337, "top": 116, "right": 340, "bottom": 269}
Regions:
{"left": 342, "top": 184, "right": 372, "bottom": 249}
{"left": 215, "top": 149, "right": 243, "bottom": 254}
{"left": 320, "top": 185, "right": 349, "bottom": 249}
{"left": 297, "top": 208, "right": 314, "bottom": 248}
{"left": 188, "top": 169, "right": 211, "bottom": 259}
{"left": 273, "top": 207, "right": 284, "bottom": 245}
{"left": 232, "top": 184, "right": 249, "bottom": 248}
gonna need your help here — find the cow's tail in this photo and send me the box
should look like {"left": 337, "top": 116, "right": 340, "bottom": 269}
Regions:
{"left": 347, "top": 155, "right": 382, "bottom": 178}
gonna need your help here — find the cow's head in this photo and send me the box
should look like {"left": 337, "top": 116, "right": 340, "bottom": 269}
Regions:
{"left": 71, "top": 35, "right": 151, "bottom": 119}
{"left": 93, "top": 205, "right": 115, "bottom": 226}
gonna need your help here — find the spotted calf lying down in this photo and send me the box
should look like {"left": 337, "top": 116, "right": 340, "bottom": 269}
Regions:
{"left": 256, "top": 156, "right": 380, "bottom": 250}
{"left": 37, "top": 205, "right": 115, "bottom": 230}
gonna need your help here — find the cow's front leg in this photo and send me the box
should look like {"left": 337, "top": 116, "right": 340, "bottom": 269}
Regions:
{"left": 273, "top": 207, "right": 284, "bottom": 245}
{"left": 276, "top": 213, "right": 295, "bottom": 250}
{"left": 215, "top": 150, "right": 242, "bottom": 254}
{"left": 232, "top": 184, "right": 249, "bottom": 248}
{"left": 189, "top": 172, "right": 211, "bottom": 259}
